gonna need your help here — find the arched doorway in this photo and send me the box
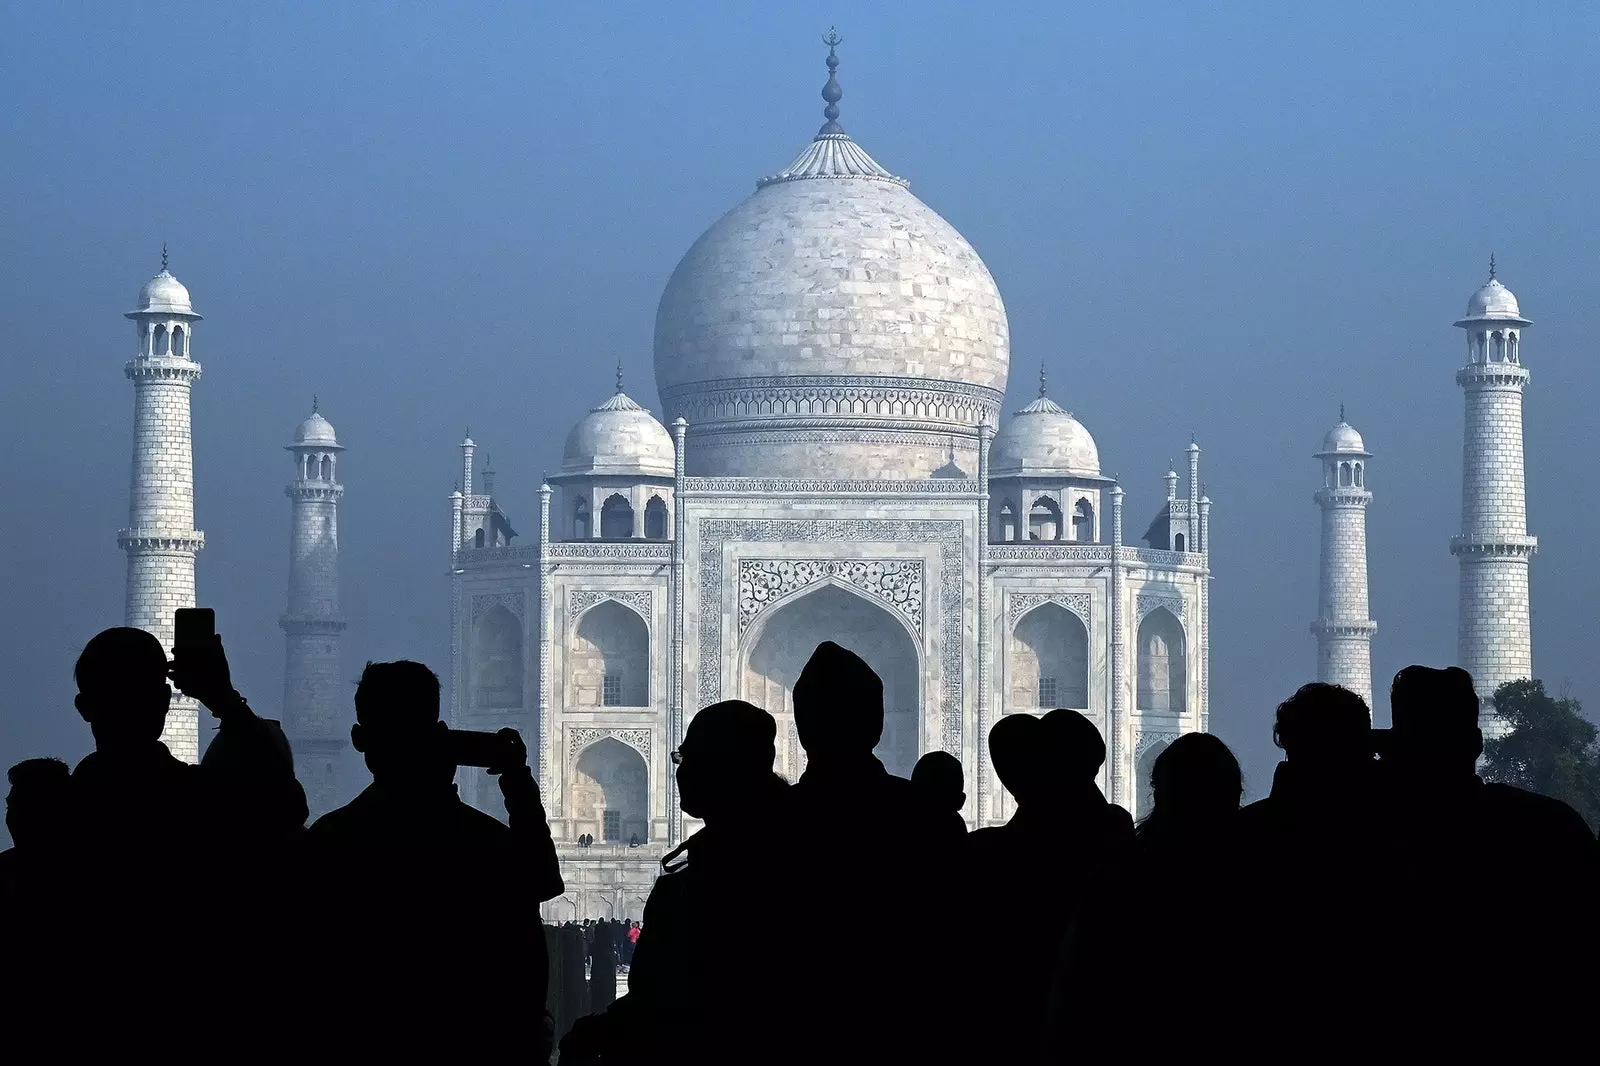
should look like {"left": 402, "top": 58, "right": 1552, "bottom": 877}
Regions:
{"left": 471, "top": 605, "right": 523, "bottom": 709}
{"left": 571, "top": 600, "right": 649, "bottom": 707}
{"left": 1137, "top": 608, "right": 1187, "bottom": 714}
{"left": 571, "top": 738, "right": 648, "bottom": 843}
{"left": 743, "top": 582, "right": 921, "bottom": 779}
{"left": 1009, "top": 604, "right": 1088, "bottom": 710}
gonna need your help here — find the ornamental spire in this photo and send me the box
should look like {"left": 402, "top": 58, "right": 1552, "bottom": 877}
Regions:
{"left": 312, "top": 394, "right": 319, "bottom": 414}
{"left": 1339, "top": 402, "right": 1345, "bottom": 423}
{"left": 616, "top": 360, "right": 624, "bottom": 394}
{"left": 1488, "top": 251, "right": 1497, "bottom": 280}
{"left": 161, "top": 243, "right": 169, "bottom": 273}
{"left": 819, "top": 27, "right": 845, "bottom": 136}
{"left": 1039, "top": 362, "right": 1047, "bottom": 398}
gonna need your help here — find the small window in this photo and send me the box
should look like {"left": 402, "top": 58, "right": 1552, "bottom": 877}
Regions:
{"left": 602, "top": 810, "right": 622, "bottom": 842}
{"left": 602, "top": 673, "right": 623, "bottom": 706}
{"left": 1038, "top": 676, "right": 1058, "bottom": 707}
{"left": 474, "top": 528, "right": 486, "bottom": 548}
{"left": 1174, "top": 533, "right": 1186, "bottom": 552}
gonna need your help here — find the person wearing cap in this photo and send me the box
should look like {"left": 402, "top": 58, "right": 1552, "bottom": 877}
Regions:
{"left": 562, "top": 700, "right": 790, "bottom": 1065}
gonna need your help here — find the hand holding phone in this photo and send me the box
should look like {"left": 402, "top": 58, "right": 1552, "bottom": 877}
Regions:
{"left": 170, "top": 608, "right": 238, "bottom": 715}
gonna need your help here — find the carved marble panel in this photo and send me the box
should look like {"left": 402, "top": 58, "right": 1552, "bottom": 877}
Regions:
{"left": 738, "top": 559, "right": 924, "bottom": 636}
{"left": 567, "top": 589, "right": 654, "bottom": 624}
{"left": 1006, "top": 592, "right": 1091, "bottom": 630}
{"left": 1136, "top": 591, "right": 1187, "bottom": 624}
{"left": 567, "top": 726, "right": 652, "bottom": 763}
{"left": 471, "top": 590, "right": 526, "bottom": 623}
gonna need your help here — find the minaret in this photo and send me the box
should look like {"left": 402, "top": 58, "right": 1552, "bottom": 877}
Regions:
{"left": 120, "top": 249, "right": 206, "bottom": 762}
{"left": 281, "top": 401, "right": 347, "bottom": 817}
{"left": 1451, "top": 259, "right": 1537, "bottom": 736}
{"left": 1312, "top": 409, "right": 1377, "bottom": 708}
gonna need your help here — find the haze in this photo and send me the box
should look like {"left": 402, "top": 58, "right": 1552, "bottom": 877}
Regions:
{"left": 3, "top": 2, "right": 1596, "bottom": 829}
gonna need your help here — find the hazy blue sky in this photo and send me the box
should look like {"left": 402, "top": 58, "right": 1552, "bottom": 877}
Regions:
{"left": 3, "top": 2, "right": 1597, "bottom": 815}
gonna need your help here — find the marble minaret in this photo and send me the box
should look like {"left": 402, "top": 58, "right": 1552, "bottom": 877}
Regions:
{"left": 1451, "top": 259, "right": 1536, "bottom": 736}
{"left": 120, "top": 249, "right": 205, "bottom": 762}
{"left": 1312, "top": 410, "right": 1376, "bottom": 708}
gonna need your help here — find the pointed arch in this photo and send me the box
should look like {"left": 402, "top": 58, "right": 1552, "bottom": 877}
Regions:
{"left": 571, "top": 738, "right": 648, "bottom": 844}
{"left": 1009, "top": 602, "right": 1089, "bottom": 710}
{"left": 1072, "top": 497, "right": 1094, "bottom": 543}
{"left": 573, "top": 498, "right": 591, "bottom": 539}
{"left": 600, "top": 494, "right": 634, "bottom": 539}
{"left": 1136, "top": 607, "right": 1186, "bottom": 714}
{"left": 1028, "top": 496, "right": 1062, "bottom": 541}
{"left": 997, "top": 499, "right": 1017, "bottom": 543}
{"left": 572, "top": 599, "right": 649, "bottom": 707}
{"left": 644, "top": 495, "right": 668, "bottom": 539}
{"left": 471, "top": 604, "right": 524, "bottom": 708}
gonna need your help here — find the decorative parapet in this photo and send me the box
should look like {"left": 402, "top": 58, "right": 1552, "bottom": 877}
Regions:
{"left": 988, "top": 544, "right": 1197, "bottom": 568}
{"left": 662, "top": 374, "right": 1002, "bottom": 430}
{"left": 682, "top": 476, "right": 982, "bottom": 497}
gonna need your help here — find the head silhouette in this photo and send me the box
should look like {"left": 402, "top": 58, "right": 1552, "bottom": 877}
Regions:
{"left": 911, "top": 751, "right": 965, "bottom": 814}
{"left": 676, "top": 700, "right": 779, "bottom": 822}
{"left": 1273, "top": 683, "right": 1372, "bottom": 773}
{"left": 990, "top": 714, "right": 1045, "bottom": 807}
{"left": 74, "top": 627, "right": 171, "bottom": 751}
{"left": 350, "top": 661, "right": 449, "bottom": 788}
{"left": 1390, "top": 665, "right": 1483, "bottom": 773}
{"left": 1149, "top": 733, "right": 1243, "bottom": 824}
{"left": 6, "top": 758, "right": 72, "bottom": 850}
{"left": 1040, "top": 708, "right": 1108, "bottom": 785}
{"left": 793, "top": 641, "right": 883, "bottom": 759}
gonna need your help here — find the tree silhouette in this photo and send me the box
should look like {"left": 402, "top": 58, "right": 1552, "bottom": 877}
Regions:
{"left": 1483, "top": 679, "right": 1600, "bottom": 832}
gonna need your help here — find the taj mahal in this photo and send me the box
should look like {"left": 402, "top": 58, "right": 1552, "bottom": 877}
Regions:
{"left": 109, "top": 40, "right": 1540, "bottom": 921}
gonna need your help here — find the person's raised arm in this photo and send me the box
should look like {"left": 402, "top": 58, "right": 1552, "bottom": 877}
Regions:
{"left": 488, "top": 728, "right": 564, "bottom": 901}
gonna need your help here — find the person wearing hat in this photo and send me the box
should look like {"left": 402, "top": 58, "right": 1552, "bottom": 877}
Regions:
{"left": 562, "top": 700, "right": 790, "bottom": 1065}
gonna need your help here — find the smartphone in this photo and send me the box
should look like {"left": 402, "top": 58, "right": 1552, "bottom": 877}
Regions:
{"left": 174, "top": 607, "right": 216, "bottom": 651}
{"left": 444, "top": 728, "right": 511, "bottom": 768}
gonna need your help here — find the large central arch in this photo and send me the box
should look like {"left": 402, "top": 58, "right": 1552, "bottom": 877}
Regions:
{"left": 742, "top": 581, "right": 922, "bottom": 779}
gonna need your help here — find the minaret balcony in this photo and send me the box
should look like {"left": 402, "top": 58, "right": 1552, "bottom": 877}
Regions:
{"left": 118, "top": 528, "right": 205, "bottom": 552}
{"left": 1310, "top": 619, "right": 1377, "bottom": 638}
{"left": 1456, "top": 363, "right": 1530, "bottom": 389}
{"left": 1449, "top": 534, "right": 1538, "bottom": 559}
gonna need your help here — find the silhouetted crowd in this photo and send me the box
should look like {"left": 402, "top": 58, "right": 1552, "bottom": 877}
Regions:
{"left": 2, "top": 629, "right": 1597, "bottom": 1063}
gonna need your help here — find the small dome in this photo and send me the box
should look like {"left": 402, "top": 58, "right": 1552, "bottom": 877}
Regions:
{"left": 294, "top": 411, "right": 339, "bottom": 447}
{"left": 1320, "top": 420, "right": 1366, "bottom": 454}
{"left": 1466, "top": 277, "right": 1521, "bottom": 318}
{"left": 561, "top": 392, "right": 676, "bottom": 478}
{"left": 990, "top": 396, "right": 1101, "bottom": 478}
{"left": 131, "top": 269, "right": 196, "bottom": 316}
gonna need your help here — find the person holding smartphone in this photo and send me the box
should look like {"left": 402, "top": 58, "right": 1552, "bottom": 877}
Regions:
{"left": 301, "top": 659, "right": 562, "bottom": 1060}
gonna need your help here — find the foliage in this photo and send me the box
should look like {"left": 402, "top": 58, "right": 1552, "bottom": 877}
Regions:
{"left": 1481, "top": 679, "right": 1600, "bottom": 832}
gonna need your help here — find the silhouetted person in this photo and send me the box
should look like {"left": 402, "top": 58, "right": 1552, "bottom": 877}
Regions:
{"left": 785, "top": 641, "right": 952, "bottom": 1064}
{"left": 1235, "top": 682, "right": 1392, "bottom": 1055}
{"left": 2, "top": 757, "right": 74, "bottom": 1041}
{"left": 912, "top": 750, "right": 967, "bottom": 840}
{"left": 65, "top": 626, "right": 306, "bottom": 1049}
{"left": 563, "top": 700, "right": 791, "bottom": 1064}
{"left": 1049, "top": 733, "right": 1245, "bottom": 1060}
{"left": 303, "top": 661, "right": 562, "bottom": 1059}
{"left": 1385, "top": 666, "right": 1599, "bottom": 1049}
{"left": 967, "top": 709, "right": 1133, "bottom": 1064}
{"left": 0, "top": 758, "right": 72, "bottom": 904}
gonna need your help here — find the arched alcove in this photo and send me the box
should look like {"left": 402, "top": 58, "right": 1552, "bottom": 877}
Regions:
{"left": 320, "top": 455, "right": 333, "bottom": 480}
{"left": 1008, "top": 604, "right": 1089, "bottom": 710}
{"left": 1072, "top": 498, "right": 1093, "bottom": 543}
{"left": 171, "top": 325, "right": 186, "bottom": 357}
{"left": 600, "top": 494, "right": 634, "bottom": 539}
{"left": 644, "top": 495, "right": 668, "bottom": 539}
{"left": 743, "top": 582, "right": 920, "bottom": 778}
{"left": 573, "top": 499, "right": 591, "bottom": 539}
{"left": 1174, "top": 533, "right": 1186, "bottom": 552}
{"left": 1028, "top": 497, "right": 1062, "bottom": 541}
{"left": 1136, "top": 608, "right": 1187, "bottom": 714}
{"left": 472, "top": 605, "right": 524, "bottom": 708}
{"left": 153, "top": 323, "right": 169, "bottom": 356}
{"left": 997, "top": 501, "right": 1017, "bottom": 542}
{"left": 572, "top": 599, "right": 649, "bottom": 707}
{"left": 571, "top": 738, "right": 648, "bottom": 843}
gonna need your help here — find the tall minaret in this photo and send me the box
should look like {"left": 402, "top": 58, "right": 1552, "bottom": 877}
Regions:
{"left": 1451, "top": 259, "right": 1536, "bottom": 736}
{"left": 1312, "top": 409, "right": 1376, "bottom": 708}
{"left": 120, "top": 249, "right": 205, "bottom": 762}
{"left": 281, "top": 401, "right": 347, "bottom": 817}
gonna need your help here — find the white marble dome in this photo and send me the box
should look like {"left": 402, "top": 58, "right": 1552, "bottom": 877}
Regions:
{"left": 133, "top": 269, "right": 196, "bottom": 316}
{"left": 1320, "top": 420, "right": 1367, "bottom": 455}
{"left": 561, "top": 391, "right": 676, "bottom": 478}
{"left": 652, "top": 58, "right": 1009, "bottom": 479}
{"left": 294, "top": 411, "right": 339, "bottom": 447}
{"left": 991, "top": 395, "right": 1101, "bottom": 478}
{"left": 1466, "top": 277, "right": 1521, "bottom": 319}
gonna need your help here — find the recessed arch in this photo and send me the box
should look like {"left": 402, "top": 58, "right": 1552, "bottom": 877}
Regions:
{"left": 573, "top": 498, "right": 591, "bottom": 539}
{"left": 1028, "top": 496, "right": 1062, "bottom": 541}
{"left": 600, "top": 493, "right": 634, "bottom": 539}
{"left": 644, "top": 495, "right": 668, "bottom": 539}
{"left": 1072, "top": 497, "right": 1094, "bottom": 543}
{"left": 572, "top": 599, "right": 649, "bottom": 707}
{"left": 571, "top": 738, "right": 648, "bottom": 843}
{"left": 742, "top": 580, "right": 921, "bottom": 779}
{"left": 1137, "top": 607, "right": 1186, "bottom": 714}
{"left": 996, "top": 499, "right": 1017, "bottom": 542}
{"left": 1009, "top": 602, "right": 1089, "bottom": 710}
{"left": 471, "top": 605, "right": 523, "bottom": 709}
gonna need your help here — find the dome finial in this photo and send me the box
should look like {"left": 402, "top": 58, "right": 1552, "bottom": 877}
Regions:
{"left": 1488, "top": 251, "right": 1497, "bottom": 280}
{"left": 818, "top": 27, "right": 845, "bottom": 136}
{"left": 616, "top": 360, "right": 624, "bottom": 394}
{"left": 160, "top": 243, "right": 169, "bottom": 273}
{"left": 312, "top": 394, "right": 319, "bottom": 414}
{"left": 1038, "top": 362, "right": 1047, "bottom": 399}
{"left": 1339, "top": 402, "right": 1345, "bottom": 423}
